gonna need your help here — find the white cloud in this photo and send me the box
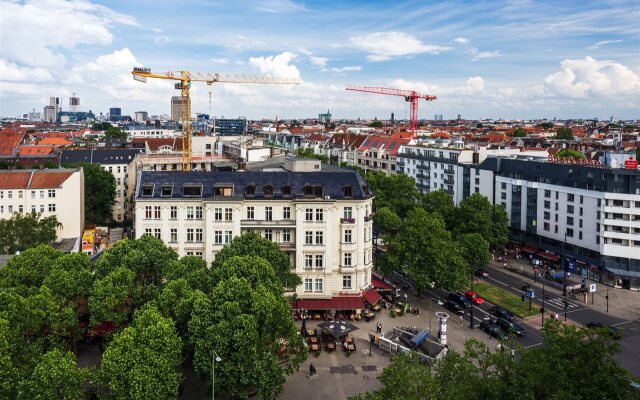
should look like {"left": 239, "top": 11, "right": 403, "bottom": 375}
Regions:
{"left": 0, "top": 59, "right": 54, "bottom": 82}
{"left": 248, "top": 52, "right": 300, "bottom": 79}
{"left": 543, "top": 56, "right": 640, "bottom": 98}
{"left": 328, "top": 66, "right": 362, "bottom": 73}
{"left": 349, "top": 31, "right": 452, "bottom": 62}
{"left": 388, "top": 76, "right": 485, "bottom": 96}
{"left": 154, "top": 36, "right": 170, "bottom": 45}
{"left": 468, "top": 48, "right": 501, "bottom": 60}
{"left": 454, "top": 37, "right": 469, "bottom": 44}
{"left": 587, "top": 40, "right": 622, "bottom": 50}
{"left": 309, "top": 56, "right": 329, "bottom": 68}
{"left": 0, "top": 0, "right": 138, "bottom": 67}
{"left": 251, "top": 0, "right": 307, "bottom": 13}
{"left": 210, "top": 58, "right": 229, "bottom": 64}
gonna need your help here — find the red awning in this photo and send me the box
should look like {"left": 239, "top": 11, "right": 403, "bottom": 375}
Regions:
{"left": 363, "top": 287, "right": 382, "bottom": 305}
{"left": 521, "top": 245, "right": 538, "bottom": 254}
{"left": 331, "top": 295, "right": 365, "bottom": 310}
{"left": 371, "top": 275, "right": 393, "bottom": 290}
{"left": 294, "top": 299, "right": 332, "bottom": 310}
{"left": 536, "top": 251, "right": 560, "bottom": 262}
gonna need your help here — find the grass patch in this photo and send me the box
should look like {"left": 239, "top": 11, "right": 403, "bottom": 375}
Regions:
{"left": 474, "top": 282, "right": 540, "bottom": 319}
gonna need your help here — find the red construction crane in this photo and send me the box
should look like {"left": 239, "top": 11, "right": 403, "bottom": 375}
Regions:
{"left": 346, "top": 84, "right": 437, "bottom": 138}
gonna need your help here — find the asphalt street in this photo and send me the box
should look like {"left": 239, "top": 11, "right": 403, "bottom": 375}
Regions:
{"left": 484, "top": 264, "right": 640, "bottom": 377}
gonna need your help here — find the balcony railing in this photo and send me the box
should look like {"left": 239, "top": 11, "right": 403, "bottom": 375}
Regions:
{"left": 340, "top": 217, "right": 355, "bottom": 224}
{"left": 364, "top": 214, "right": 374, "bottom": 222}
{"left": 240, "top": 219, "right": 296, "bottom": 226}
{"left": 417, "top": 164, "right": 430, "bottom": 170}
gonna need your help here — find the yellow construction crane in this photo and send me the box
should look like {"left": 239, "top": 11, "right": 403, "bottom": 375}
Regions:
{"left": 132, "top": 68, "right": 299, "bottom": 170}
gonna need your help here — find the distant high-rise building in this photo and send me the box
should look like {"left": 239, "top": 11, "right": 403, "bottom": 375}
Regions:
{"left": 28, "top": 109, "right": 42, "bottom": 122}
{"left": 391, "top": 112, "right": 395, "bottom": 122}
{"left": 134, "top": 111, "right": 148, "bottom": 123}
{"left": 109, "top": 108, "right": 121, "bottom": 118}
{"left": 171, "top": 96, "right": 189, "bottom": 121}
{"left": 457, "top": 114, "right": 461, "bottom": 121}
{"left": 69, "top": 94, "right": 80, "bottom": 112}
{"left": 434, "top": 114, "right": 443, "bottom": 121}
{"left": 610, "top": 115, "right": 619, "bottom": 123}
{"left": 318, "top": 109, "right": 331, "bottom": 124}
{"left": 50, "top": 96, "right": 60, "bottom": 114}
{"left": 44, "top": 106, "right": 56, "bottom": 122}
{"left": 214, "top": 118, "right": 247, "bottom": 136}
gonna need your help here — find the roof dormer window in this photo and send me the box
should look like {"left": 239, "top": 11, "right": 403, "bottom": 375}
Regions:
{"left": 282, "top": 185, "right": 292, "bottom": 197}
{"left": 263, "top": 185, "right": 274, "bottom": 197}
{"left": 161, "top": 185, "right": 173, "bottom": 197}
{"left": 245, "top": 185, "right": 255, "bottom": 197}
{"left": 342, "top": 185, "right": 353, "bottom": 198}
{"left": 142, "top": 185, "right": 154, "bottom": 197}
{"left": 183, "top": 185, "right": 202, "bottom": 197}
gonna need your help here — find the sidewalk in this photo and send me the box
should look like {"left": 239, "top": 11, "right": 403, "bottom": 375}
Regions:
{"left": 487, "top": 259, "right": 640, "bottom": 321}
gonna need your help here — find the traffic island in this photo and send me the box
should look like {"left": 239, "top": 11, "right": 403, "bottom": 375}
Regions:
{"left": 473, "top": 282, "right": 540, "bottom": 319}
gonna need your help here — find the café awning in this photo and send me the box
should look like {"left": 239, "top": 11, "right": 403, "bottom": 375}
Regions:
{"left": 331, "top": 295, "right": 365, "bottom": 310}
{"left": 371, "top": 275, "right": 393, "bottom": 290}
{"left": 363, "top": 287, "right": 382, "bottom": 305}
{"left": 521, "top": 245, "right": 538, "bottom": 254}
{"left": 293, "top": 299, "right": 332, "bottom": 310}
{"left": 536, "top": 251, "right": 560, "bottom": 262}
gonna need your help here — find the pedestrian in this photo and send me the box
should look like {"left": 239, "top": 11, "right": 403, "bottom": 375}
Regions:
{"left": 309, "top": 363, "right": 316, "bottom": 376}
{"left": 416, "top": 308, "right": 420, "bottom": 316}
{"left": 404, "top": 293, "right": 408, "bottom": 302}
{"left": 459, "top": 315, "right": 463, "bottom": 325}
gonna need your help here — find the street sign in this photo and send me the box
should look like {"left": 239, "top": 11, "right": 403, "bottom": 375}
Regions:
{"left": 568, "top": 262, "right": 574, "bottom": 273}
{"left": 589, "top": 283, "right": 596, "bottom": 293}
{"left": 526, "top": 289, "right": 535, "bottom": 298}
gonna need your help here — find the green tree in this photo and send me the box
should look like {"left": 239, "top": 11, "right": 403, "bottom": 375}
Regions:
{"left": 0, "top": 245, "right": 63, "bottom": 296}
{"left": 0, "top": 213, "right": 61, "bottom": 255}
{"left": 459, "top": 233, "right": 491, "bottom": 271}
{"left": 81, "top": 163, "right": 117, "bottom": 224}
{"left": 365, "top": 171, "right": 419, "bottom": 218}
{"left": 372, "top": 207, "right": 401, "bottom": 236}
{"left": 421, "top": 189, "right": 455, "bottom": 229}
{"left": 88, "top": 267, "right": 135, "bottom": 326}
{"left": 43, "top": 252, "right": 93, "bottom": 307}
{"left": 538, "top": 122, "right": 554, "bottom": 129}
{"left": 189, "top": 256, "right": 306, "bottom": 400}
{"left": 554, "top": 127, "right": 574, "bottom": 140}
{"left": 452, "top": 194, "right": 509, "bottom": 248}
{"left": 100, "top": 306, "right": 182, "bottom": 400}
{"left": 92, "top": 122, "right": 112, "bottom": 131}
{"left": 511, "top": 127, "right": 527, "bottom": 137}
{"left": 104, "top": 126, "right": 127, "bottom": 139}
{"left": 369, "top": 120, "right": 383, "bottom": 128}
{"left": 636, "top": 147, "right": 640, "bottom": 162}
{"left": 212, "top": 232, "right": 301, "bottom": 288}
{"left": 17, "top": 348, "right": 88, "bottom": 400}
{"left": 556, "top": 148, "right": 585, "bottom": 159}
{"left": 380, "top": 208, "right": 468, "bottom": 294}
{"left": 0, "top": 318, "right": 20, "bottom": 398}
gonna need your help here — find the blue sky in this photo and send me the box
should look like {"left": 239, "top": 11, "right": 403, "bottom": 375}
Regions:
{"left": 1, "top": 0, "right": 639, "bottom": 120}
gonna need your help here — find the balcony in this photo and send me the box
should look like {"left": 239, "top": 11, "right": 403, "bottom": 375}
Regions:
{"left": 417, "top": 164, "right": 430, "bottom": 171}
{"left": 416, "top": 173, "right": 430, "bottom": 180}
{"left": 240, "top": 219, "right": 296, "bottom": 226}
{"left": 444, "top": 177, "right": 454, "bottom": 185}
{"left": 364, "top": 214, "right": 374, "bottom": 222}
{"left": 444, "top": 168, "right": 455, "bottom": 175}
{"left": 277, "top": 242, "right": 295, "bottom": 250}
{"left": 340, "top": 217, "right": 355, "bottom": 224}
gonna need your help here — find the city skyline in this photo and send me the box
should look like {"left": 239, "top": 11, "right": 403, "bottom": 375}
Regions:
{"left": 1, "top": 0, "right": 639, "bottom": 120}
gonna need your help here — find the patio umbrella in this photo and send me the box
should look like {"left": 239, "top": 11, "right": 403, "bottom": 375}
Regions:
{"left": 316, "top": 320, "right": 359, "bottom": 339}
{"left": 301, "top": 316, "right": 307, "bottom": 338}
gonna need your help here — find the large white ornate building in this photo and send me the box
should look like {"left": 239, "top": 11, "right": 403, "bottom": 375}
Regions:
{"left": 134, "top": 159, "right": 377, "bottom": 305}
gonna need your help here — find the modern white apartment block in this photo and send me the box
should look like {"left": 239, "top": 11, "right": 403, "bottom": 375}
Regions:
{"left": 134, "top": 160, "right": 376, "bottom": 301}
{"left": 475, "top": 155, "right": 640, "bottom": 290}
{"left": 0, "top": 169, "right": 84, "bottom": 240}
{"left": 60, "top": 149, "right": 144, "bottom": 222}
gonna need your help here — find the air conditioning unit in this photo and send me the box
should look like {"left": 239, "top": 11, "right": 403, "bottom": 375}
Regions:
{"left": 324, "top": 196, "right": 331, "bottom": 200}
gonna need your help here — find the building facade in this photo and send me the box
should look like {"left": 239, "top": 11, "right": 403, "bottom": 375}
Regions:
{"left": 355, "top": 136, "right": 412, "bottom": 176}
{"left": 60, "top": 149, "right": 144, "bottom": 222}
{"left": 134, "top": 164, "right": 375, "bottom": 300}
{"left": 0, "top": 169, "right": 84, "bottom": 240}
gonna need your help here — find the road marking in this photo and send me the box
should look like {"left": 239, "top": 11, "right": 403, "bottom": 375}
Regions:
{"left": 611, "top": 320, "right": 634, "bottom": 327}
{"left": 487, "top": 277, "right": 510, "bottom": 287}
{"left": 524, "top": 343, "right": 542, "bottom": 349}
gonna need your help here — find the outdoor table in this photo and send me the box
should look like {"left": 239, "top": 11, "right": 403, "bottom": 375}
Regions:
{"left": 326, "top": 342, "right": 336, "bottom": 352}
{"left": 346, "top": 343, "right": 356, "bottom": 352}
{"left": 372, "top": 305, "right": 381, "bottom": 311}
{"left": 310, "top": 344, "right": 319, "bottom": 352}
{"left": 397, "top": 301, "right": 404, "bottom": 307}
{"left": 307, "top": 329, "right": 314, "bottom": 337}
{"left": 393, "top": 308, "right": 402, "bottom": 314}
{"left": 345, "top": 337, "right": 354, "bottom": 344}
{"left": 314, "top": 313, "right": 321, "bottom": 320}
{"left": 309, "top": 337, "right": 318, "bottom": 344}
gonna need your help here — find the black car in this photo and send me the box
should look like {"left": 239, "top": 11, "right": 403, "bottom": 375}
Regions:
{"left": 444, "top": 300, "right": 465, "bottom": 315}
{"left": 479, "top": 320, "right": 510, "bottom": 340}
{"left": 448, "top": 292, "right": 472, "bottom": 308}
{"left": 585, "top": 322, "right": 623, "bottom": 340}
{"left": 489, "top": 306, "right": 514, "bottom": 321}
{"left": 497, "top": 317, "right": 526, "bottom": 337}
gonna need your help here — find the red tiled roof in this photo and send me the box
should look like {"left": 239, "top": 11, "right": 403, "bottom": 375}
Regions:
{"left": 0, "top": 131, "right": 25, "bottom": 156}
{"left": 131, "top": 138, "right": 184, "bottom": 152}
{"left": 38, "top": 137, "right": 73, "bottom": 146}
{"left": 306, "top": 133, "right": 326, "bottom": 142}
{"left": 18, "top": 145, "right": 54, "bottom": 155}
{"left": 0, "top": 170, "right": 74, "bottom": 189}
{"left": 357, "top": 136, "right": 411, "bottom": 156}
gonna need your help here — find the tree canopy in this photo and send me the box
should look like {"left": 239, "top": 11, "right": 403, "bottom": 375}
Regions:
{"left": 0, "top": 213, "right": 60, "bottom": 254}
{"left": 451, "top": 193, "right": 509, "bottom": 248}
{"left": 104, "top": 126, "right": 127, "bottom": 140}
{"left": 538, "top": 122, "right": 554, "bottom": 129}
{"left": 511, "top": 127, "right": 527, "bottom": 137}
{"left": 80, "top": 162, "right": 117, "bottom": 224}
{"left": 554, "top": 127, "right": 574, "bottom": 140}
{"left": 556, "top": 148, "right": 585, "bottom": 160}
{"left": 353, "top": 322, "right": 637, "bottom": 400}
{"left": 365, "top": 171, "right": 419, "bottom": 218}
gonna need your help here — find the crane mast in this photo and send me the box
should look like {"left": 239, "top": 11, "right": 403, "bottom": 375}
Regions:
{"left": 345, "top": 84, "right": 436, "bottom": 138}
{"left": 132, "top": 67, "right": 299, "bottom": 170}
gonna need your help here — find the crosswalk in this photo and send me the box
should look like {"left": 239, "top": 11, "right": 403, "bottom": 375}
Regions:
{"left": 544, "top": 297, "right": 581, "bottom": 310}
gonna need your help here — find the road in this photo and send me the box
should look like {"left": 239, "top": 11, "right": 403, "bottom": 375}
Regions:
{"left": 484, "top": 263, "right": 640, "bottom": 377}
{"left": 422, "top": 287, "right": 544, "bottom": 351}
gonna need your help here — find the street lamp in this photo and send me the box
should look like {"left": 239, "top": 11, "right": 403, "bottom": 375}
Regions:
{"left": 212, "top": 349, "right": 222, "bottom": 400}
{"left": 469, "top": 269, "right": 475, "bottom": 329}
{"left": 561, "top": 232, "right": 568, "bottom": 321}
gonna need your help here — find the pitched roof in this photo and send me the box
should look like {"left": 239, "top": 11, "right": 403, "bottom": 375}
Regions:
{"left": 59, "top": 149, "right": 144, "bottom": 165}
{"left": 0, "top": 169, "right": 77, "bottom": 189}
{"left": 0, "top": 131, "right": 25, "bottom": 156}
{"left": 131, "top": 138, "right": 184, "bottom": 152}
{"left": 136, "top": 170, "right": 373, "bottom": 200}
{"left": 18, "top": 145, "right": 54, "bottom": 156}
{"left": 357, "top": 136, "right": 411, "bottom": 156}
{"left": 38, "top": 137, "right": 73, "bottom": 146}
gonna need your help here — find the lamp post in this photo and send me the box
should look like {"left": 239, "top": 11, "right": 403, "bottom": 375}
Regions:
{"left": 212, "top": 349, "right": 222, "bottom": 400}
{"left": 541, "top": 277, "right": 546, "bottom": 326}
{"left": 469, "top": 269, "right": 475, "bottom": 329}
{"left": 562, "top": 232, "right": 568, "bottom": 321}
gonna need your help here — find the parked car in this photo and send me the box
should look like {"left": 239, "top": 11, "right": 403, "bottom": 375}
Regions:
{"left": 444, "top": 300, "right": 465, "bottom": 315}
{"left": 489, "top": 306, "right": 514, "bottom": 321}
{"left": 448, "top": 292, "right": 471, "bottom": 308}
{"left": 585, "top": 321, "right": 623, "bottom": 340}
{"left": 497, "top": 317, "right": 526, "bottom": 337}
{"left": 474, "top": 267, "right": 489, "bottom": 278}
{"left": 465, "top": 290, "right": 484, "bottom": 305}
{"left": 479, "top": 320, "right": 510, "bottom": 340}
